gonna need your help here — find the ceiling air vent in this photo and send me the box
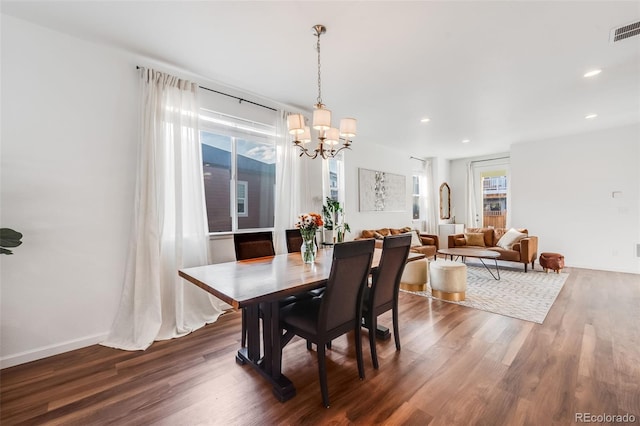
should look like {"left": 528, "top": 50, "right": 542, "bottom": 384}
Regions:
{"left": 610, "top": 20, "right": 640, "bottom": 43}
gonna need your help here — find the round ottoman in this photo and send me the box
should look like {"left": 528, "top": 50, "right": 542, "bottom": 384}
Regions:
{"left": 539, "top": 252, "right": 565, "bottom": 274}
{"left": 430, "top": 260, "right": 467, "bottom": 301}
{"left": 400, "top": 259, "right": 429, "bottom": 292}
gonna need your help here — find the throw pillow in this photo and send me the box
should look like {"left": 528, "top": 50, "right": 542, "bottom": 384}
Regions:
{"left": 402, "top": 230, "right": 422, "bottom": 247}
{"left": 464, "top": 232, "right": 486, "bottom": 247}
{"left": 496, "top": 228, "right": 528, "bottom": 250}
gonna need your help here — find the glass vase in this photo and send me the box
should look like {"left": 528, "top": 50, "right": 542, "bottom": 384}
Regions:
{"left": 300, "top": 229, "right": 317, "bottom": 264}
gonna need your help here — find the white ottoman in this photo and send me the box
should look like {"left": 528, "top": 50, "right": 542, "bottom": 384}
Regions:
{"left": 430, "top": 260, "right": 467, "bottom": 301}
{"left": 400, "top": 259, "right": 429, "bottom": 292}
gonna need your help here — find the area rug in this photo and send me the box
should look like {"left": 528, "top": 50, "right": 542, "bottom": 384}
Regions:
{"left": 401, "top": 264, "right": 569, "bottom": 324}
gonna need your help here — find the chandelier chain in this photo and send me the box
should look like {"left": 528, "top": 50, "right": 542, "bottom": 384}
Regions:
{"left": 316, "top": 31, "right": 322, "bottom": 105}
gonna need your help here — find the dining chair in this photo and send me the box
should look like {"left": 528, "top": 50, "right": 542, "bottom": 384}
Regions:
{"left": 233, "top": 231, "right": 275, "bottom": 261}
{"left": 285, "top": 229, "right": 324, "bottom": 297}
{"left": 285, "top": 228, "right": 319, "bottom": 253}
{"left": 279, "top": 239, "right": 375, "bottom": 408}
{"left": 233, "top": 231, "right": 276, "bottom": 348}
{"left": 361, "top": 233, "right": 412, "bottom": 369}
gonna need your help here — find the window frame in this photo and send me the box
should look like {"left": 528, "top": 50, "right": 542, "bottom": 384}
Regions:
{"left": 236, "top": 180, "right": 248, "bottom": 217}
{"left": 199, "top": 109, "right": 276, "bottom": 234}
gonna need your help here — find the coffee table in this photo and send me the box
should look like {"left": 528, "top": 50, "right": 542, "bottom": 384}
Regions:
{"left": 438, "top": 248, "right": 501, "bottom": 280}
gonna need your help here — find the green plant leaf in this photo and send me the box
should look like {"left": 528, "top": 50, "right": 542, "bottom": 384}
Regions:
{"left": 0, "top": 228, "right": 23, "bottom": 252}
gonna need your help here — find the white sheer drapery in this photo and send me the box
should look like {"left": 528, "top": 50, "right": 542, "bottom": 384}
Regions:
{"left": 273, "top": 110, "right": 302, "bottom": 254}
{"left": 103, "top": 68, "right": 227, "bottom": 351}
{"left": 466, "top": 161, "right": 479, "bottom": 228}
{"left": 424, "top": 158, "right": 438, "bottom": 234}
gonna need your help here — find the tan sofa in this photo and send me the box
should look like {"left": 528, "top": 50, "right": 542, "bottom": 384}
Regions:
{"left": 448, "top": 227, "right": 538, "bottom": 272}
{"left": 356, "top": 227, "right": 439, "bottom": 259}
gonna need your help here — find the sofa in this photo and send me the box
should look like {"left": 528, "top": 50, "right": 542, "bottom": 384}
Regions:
{"left": 356, "top": 227, "right": 439, "bottom": 259}
{"left": 447, "top": 227, "right": 538, "bottom": 272}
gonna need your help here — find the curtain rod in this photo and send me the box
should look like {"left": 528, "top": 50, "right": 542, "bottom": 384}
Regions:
{"left": 136, "top": 66, "right": 277, "bottom": 112}
{"left": 410, "top": 156, "right": 426, "bottom": 162}
{"left": 470, "top": 156, "right": 509, "bottom": 164}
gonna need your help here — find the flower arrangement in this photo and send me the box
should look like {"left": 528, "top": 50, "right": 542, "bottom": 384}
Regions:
{"left": 295, "top": 213, "right": 323, "bottom": 263}
{"left": 295, "top": 213, "right": 323, "bottom": 233}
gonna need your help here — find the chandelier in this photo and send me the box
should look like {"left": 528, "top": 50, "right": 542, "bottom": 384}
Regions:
{"left": 287, "top": 25, "right": 357, "bottom": 159}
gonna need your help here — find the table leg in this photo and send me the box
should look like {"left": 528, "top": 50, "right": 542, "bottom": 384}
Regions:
{"left": 236, "top": 301, "right": 296, "bottom": 402}
{"left": 478, "top": 258, "right": 501, "bottom": 280}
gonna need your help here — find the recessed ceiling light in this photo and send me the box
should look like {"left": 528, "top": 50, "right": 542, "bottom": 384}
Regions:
{"left": 462, "top": 139, "right": 470, "bottom": 143}
{"left": 583, "top": 69, "right": 602, "bottom": 78}
{"left": 585, "top": 114, "right": 598, "bottom": 119}
{"left": 420, "top": 117, "right": 431, "bottom": 123}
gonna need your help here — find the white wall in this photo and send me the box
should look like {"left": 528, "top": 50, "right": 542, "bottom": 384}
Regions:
{"left": 449, "top": 126, "right": 639, "bottom": 274}
{"left": 1, "top": 15, "right": 138, "bottom": 367}
{"left": 344, "top": 143, "right": 416, "bottom": 238}
{"left": 511, "top": 124, "right": 640, "bottom": 274}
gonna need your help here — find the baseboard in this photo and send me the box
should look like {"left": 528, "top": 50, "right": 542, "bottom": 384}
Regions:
{"left": 0, "top": 332, "right": 109, "bottom": 369}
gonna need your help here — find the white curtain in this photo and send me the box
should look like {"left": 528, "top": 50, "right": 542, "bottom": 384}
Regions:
{"left": 273, "top": 110, "right": 301, "bottom": 254}
{"left": 466, "top": 161, "right": 479, "bottom": 228}
{"left": 103, "top": 68, "right": 227, "bottom": 351}
{"left": 424, "top": 158, "right": 438, "bottom": 234}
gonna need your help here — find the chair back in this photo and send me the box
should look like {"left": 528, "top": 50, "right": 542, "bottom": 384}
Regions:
{"left": 233, "top": 231, "right": 275, "bottom": 260}
{"left": 285, "top": 228, "right": 318, "bottom": 253}
{"left": 369, "top": 234, "right": 412, "bottom": 311}
{"left": 319, "top": 239, "right": 375, "bottom": 333}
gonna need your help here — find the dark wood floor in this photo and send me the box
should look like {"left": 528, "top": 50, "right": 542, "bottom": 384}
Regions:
{"left": 1, "top": 267, "right": 639, "bottom": 425}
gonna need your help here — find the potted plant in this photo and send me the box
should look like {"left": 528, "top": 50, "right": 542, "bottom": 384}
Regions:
{"left": 1, "top": 228, "right": 23, "bottom": 255}
{"left": 322, "top": 197, "right": 350, "bottom": 243}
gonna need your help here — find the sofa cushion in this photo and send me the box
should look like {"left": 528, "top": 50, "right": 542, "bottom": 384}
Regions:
{"left": 361, "top": 230, "right": 376, "bottom": 238}
{"left": 373, "top": 231, "right": 385, "bottom": 239}
{"left": 421, "top": 237, "right": 435, "bottom": 245}
{"left": 411, "top": 244, "right": 436, "bottom": 258}
{"left": 454, "top": 237, "right": 466, "bottom": 246}
{"left": 496, "top": 228, "right": 528, "bottom": 250}
{"left": 464, "top": 232, "right": 486, "bottom": 247}
{"left": 466, "top": 228, "right": 495, "bottom": 246}
{"left": 487, "top": 247, "right": 521, "bottom": 261}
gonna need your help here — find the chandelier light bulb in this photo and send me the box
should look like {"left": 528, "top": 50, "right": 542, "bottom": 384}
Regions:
{"left": 287, "top": 113, "right": 305, "bottom": 135}
{"left": 313, "top": 107, "right": 331, "bottom": 131}
{"left": 300, "top": 126, "right": 311, "bottom": 143}
{"left": 339, "top": 118, "right": 357, "bottom": 138}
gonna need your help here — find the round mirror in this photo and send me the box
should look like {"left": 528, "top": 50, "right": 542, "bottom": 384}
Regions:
{"left": 439, "top": 182, "right": 451, "bottom": 219}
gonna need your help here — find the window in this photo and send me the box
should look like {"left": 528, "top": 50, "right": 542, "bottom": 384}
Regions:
{"left": 237, "top": 181, "right": 248, "bottom": 217}
{"left": 412, "top": 175, "right": 420, "bottom": 220}
{"left": 200, "top": 109, "right": 276, "bottom": 233}
{"left": 324, "top": 155, "right": 345, "bottom": 203}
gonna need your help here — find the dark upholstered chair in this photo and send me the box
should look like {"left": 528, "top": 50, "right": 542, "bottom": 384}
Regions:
{"left": 233, "top": 231, "right": 275, "bottom": 261}
{"left": 285, "top": 228, "right": 304, "bottom": 253}
{"left": 285, "top": 228, "right": 318, "bottom": 253}
{"left": 233, "top": 231, "right": 276, "bottom": 348}
{"left": 362, "top": 234, "right": 411, "bottom": 369}
{"left": 280, "top": 239, "right": 375, "bottom": 407}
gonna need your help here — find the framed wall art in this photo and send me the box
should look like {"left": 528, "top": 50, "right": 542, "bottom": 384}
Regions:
{"left": 358, "top": 168, "right": 406, "bottom": 212}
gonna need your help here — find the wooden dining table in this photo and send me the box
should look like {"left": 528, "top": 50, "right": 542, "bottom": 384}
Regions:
{"left": 178, "top": 247, "right": 424, "bottom": 402}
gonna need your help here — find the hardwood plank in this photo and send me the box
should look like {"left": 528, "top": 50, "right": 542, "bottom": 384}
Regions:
{"left": 1, "top": 267, "right": 638, "bottom": 425}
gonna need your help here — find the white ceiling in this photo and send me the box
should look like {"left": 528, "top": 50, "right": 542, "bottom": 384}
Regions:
{"left": 2, "top": 1, "right": 639, "bottom": 159}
